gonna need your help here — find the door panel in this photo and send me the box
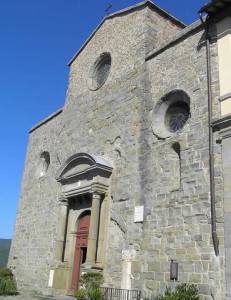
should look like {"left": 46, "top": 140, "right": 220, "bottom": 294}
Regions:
{"left": 71, "top": 214, "right": 90, "bottom": 290}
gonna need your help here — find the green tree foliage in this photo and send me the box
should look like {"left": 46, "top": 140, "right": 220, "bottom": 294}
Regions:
{"left": 155, "top": 283, "right": 200, "bottom": 300}
{"left": 0, "top": 267, "right": 17, "bottom": 295}
{"left": 79, "top": 271, "right": 104, "bottom": 292}
{"left": 87, "top": 288, "right": 103, "bottom": 300}
{"left": 74, "top": 271, "right": 104, "bottom": 299}
{"left": 74, "top": 289, "right": 88, "bottom": 299}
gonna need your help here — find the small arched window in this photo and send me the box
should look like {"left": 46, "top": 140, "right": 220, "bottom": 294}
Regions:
{"left": 38, "top": 151, "right": 50, "bottom": 178}
{"left": 168, "top": 143, "right": 181, "bottom": 191}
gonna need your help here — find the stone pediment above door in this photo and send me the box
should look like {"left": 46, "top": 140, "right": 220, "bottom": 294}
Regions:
{"left": 56, "top": 153, "right": 113, "bottom": 196}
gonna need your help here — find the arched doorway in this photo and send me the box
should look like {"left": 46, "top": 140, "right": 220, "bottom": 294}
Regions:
{"left": 71, "top": 212, "right": 91, "bottom": 291}
{"left": 55, "top": 153, "right": 113, "bottom": 293}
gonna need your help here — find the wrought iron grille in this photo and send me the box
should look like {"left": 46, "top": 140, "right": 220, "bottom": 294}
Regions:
{"left": 165, "top": 102, "right": 189, "bottom": 133}
{"left": 101, "top": 287, "right": 141, "bottom": 300}
{"left": 96, "top": 58, "right": 111, "bottom": 87}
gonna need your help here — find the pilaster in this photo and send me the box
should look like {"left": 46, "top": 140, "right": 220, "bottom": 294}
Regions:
{"left": 85, "top": 191, "right": 102, "bottom": 265}
{"left": 54, "top": 195, "right": 69, "bottom": 261}
{"left": 96, "top": 193, "right": 108, "bottom": 267}
{"left": 213, "top": 115, "right": 231, "bottom": 299}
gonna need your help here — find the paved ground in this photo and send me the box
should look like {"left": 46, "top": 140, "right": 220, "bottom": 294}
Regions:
{"left": 0, "top": 294, "right": 75, "bottom": 300}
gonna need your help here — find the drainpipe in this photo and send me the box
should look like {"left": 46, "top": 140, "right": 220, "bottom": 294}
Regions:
{"left": 199, "top": 13, "right": 219, "bottom": 256}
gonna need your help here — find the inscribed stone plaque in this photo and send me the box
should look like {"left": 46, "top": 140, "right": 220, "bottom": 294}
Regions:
{"left": 134, "top": 206, "right": 144, "bottom": 222}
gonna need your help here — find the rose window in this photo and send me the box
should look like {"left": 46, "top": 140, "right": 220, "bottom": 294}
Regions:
{"left": 165, "top": 102, "right": 190, "bottom": 132}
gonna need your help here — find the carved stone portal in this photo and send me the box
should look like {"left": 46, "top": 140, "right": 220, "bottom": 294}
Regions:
{"left": 53, "top": 153, "right": 113, "bottom": 291}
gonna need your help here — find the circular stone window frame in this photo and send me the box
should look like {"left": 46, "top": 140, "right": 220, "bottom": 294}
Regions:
{"left": 151, "top": 89, "right": 191, "bottom": 139}
{"left": 87, "top": 52, "right": 112, "bottom": 91}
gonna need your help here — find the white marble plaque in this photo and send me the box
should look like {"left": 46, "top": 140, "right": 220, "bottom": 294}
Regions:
{"left": 48, "top": 270, "right": 54, "bottom": 287}
{"left": 134, "top": 206, "right": 144, "bottom": 222}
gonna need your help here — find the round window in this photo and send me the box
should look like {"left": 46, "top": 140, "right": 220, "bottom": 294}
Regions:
{"left": 151, "top": 90, "right": 190, "bottom": 139}
{"left": 88, "top": 52, "right": 111, "bottom": 91}
{"left": 165, "top": 102, "right": 189, "bottom": 133}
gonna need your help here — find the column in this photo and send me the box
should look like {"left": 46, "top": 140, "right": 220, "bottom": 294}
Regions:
{"left": 121, "top": 250, "right": 136, "bottom": 290}
{"left": 86, "top": 192, "right": 101, "bottom": 265}
{"left": 54, "top": 196, "right": 69, "bottom": 261}
{"left": 96, "top": 193, "right": 107, "bottom": 266}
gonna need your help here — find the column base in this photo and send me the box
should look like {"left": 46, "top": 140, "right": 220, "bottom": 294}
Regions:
{"left": 81, "top": 263, "right": 103, "bottom": 270}
{"left": 95, "top": 262, "right": 103, "bottom": 270}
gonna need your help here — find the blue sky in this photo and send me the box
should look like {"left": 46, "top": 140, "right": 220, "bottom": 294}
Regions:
{"left": 0, "top": 0, "right": 207, "bottom": 239}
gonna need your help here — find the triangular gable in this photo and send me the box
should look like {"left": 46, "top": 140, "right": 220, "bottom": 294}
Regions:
{"left": 67, "top": 0, "right": 186, "bottom": 66}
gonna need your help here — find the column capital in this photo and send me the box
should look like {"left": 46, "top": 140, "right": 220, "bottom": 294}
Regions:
{"left": 122, "top": 250, "right": 136, "bottom": 261}
{"left": 92, "top": 191, "right": 103, "bottom": 199}
{"left": 58, "top": 194, "right": 69, "bottom": 205}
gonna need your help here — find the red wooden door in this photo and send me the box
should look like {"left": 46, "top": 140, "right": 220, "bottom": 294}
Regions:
{"left": 71, "top": 214, "right": 90, "bottom": 291}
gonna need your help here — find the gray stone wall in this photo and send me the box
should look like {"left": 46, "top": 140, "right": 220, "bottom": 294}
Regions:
{"left": 8, "top": 112, "right": 63, "bottom": 291}
{"left": 8, "top": 2, "right": 226, "bottom": 300}
{"left": 133, "top": 25, "right": 224, "bottom": 299}
{"left": 9, "top": 4, "right": 183, "bottom": 293}
{"left": 104, "top": 220, "right": 126, "bottom": 288}
{"left": 66, "top": 5, "right": 183, "bottom": 105}
{"left": 144, "top": 6, "right": 185, "bottom": 55}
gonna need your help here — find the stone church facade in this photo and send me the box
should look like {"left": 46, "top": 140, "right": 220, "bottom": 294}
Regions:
{"left": 8, "top": 1, "right": 231, "bottom": 299}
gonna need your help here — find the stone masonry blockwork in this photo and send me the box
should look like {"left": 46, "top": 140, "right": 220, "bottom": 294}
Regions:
{"left": 8, "top": 1, "right": 227, "bottom": 299}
